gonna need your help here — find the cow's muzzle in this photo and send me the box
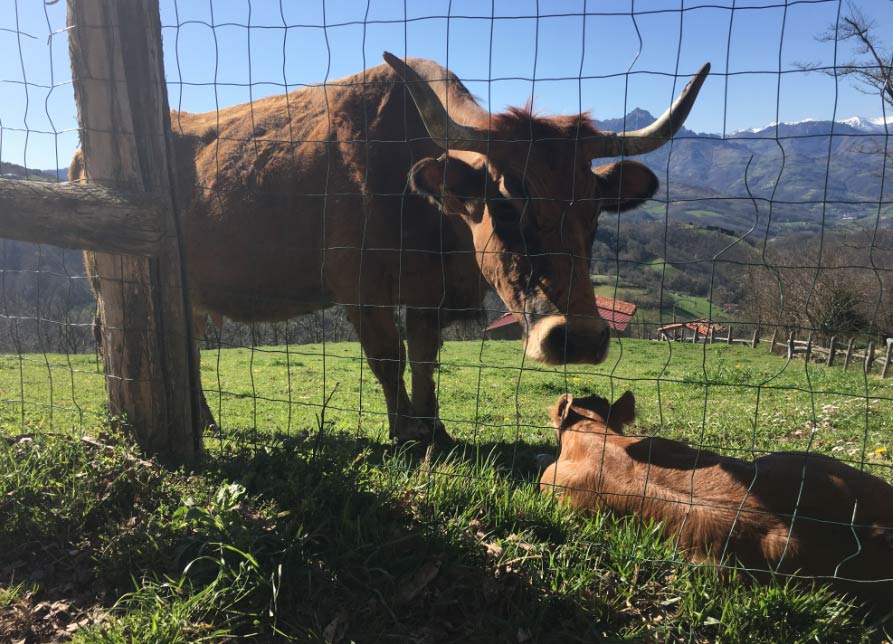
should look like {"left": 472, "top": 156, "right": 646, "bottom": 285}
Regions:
{"left": 524, "top": 314, "right": 610, "bottom": 365}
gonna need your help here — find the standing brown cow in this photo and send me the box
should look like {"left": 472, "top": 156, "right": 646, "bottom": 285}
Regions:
{"left": 73, "top": 54, "right": 709, "bottom": 441}
{"left": 540, "top": 391, "right": 893, "bottom": 610}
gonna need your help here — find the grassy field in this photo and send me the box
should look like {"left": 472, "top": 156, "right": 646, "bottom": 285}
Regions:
{"left": 6, "top": 338, "right": 886, "bottom": 462}
{"left": 2, "top": 339, "right": 893, "bottom": 641}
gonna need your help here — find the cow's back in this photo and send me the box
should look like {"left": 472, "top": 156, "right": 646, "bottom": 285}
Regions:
{"left": 748, "top": 452, "right": 893, "bottom": 600}
{"left": 162, "top": 62, "right": 482, "bottom": 322}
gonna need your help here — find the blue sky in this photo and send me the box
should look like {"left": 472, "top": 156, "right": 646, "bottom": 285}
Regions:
{"left": 3, "top": 0, "right": 893, "bottom": 171}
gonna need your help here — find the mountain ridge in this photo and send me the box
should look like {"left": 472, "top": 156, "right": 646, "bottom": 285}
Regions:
{"left": 595, "top": 109, "right": 893, "bottom": 137}
{"left": 593, "top": 109, "right": 893, "bottom": 234}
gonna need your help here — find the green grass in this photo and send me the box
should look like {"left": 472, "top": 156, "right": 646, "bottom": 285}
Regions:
{"left": 639, "top": 258, "right": 684, "bottom": 280}
{"left": 2, "top": 339, "right": 893, "bottom": 641}
{"left": 4, "top": 340, "right": 892, "bottom": 461}
{"left": 679, "top": 209, "right": 724, "bottom": 220}
{"left": 594, "top": 284, "right": 651, "bottom": 304}
{"left": 666, "top": 293, "right": 731, "bottom": 322}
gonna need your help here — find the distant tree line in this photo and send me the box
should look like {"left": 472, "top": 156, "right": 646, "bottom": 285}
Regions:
{"left": 743, "top": 230, "right": 893, "bottom": 343}
{"left": 4, "top": 223, "right": 892, "bottom": 355}
{"left": 0, "top": 237, "right": 496, "bottom": 355}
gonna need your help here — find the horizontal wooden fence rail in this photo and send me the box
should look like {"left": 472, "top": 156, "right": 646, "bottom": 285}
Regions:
{"left": 657, "top": 325, "right": 892, "bottom": 378}
{"left": 0, "top": 177, "right": 165, "bottom": 255}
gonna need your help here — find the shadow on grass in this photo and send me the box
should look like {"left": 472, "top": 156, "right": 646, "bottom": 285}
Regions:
{"left": 194, "top": 430, "right": 616, "bottom": 643}
{"left": 198, "top": 429, "right": 888, "bottom": 642}
{"left": 4, "top": 428, "right": 605, "bottom": 642}
{"left": 2, "top": 427, "right": 881, "bottom": 643}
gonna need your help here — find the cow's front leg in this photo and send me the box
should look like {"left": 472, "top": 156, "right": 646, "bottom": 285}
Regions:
{"left": 348, "top": 305, "right": 428, "bottom": 441}
{"left": 406, "top": 307, "right": 447, "bottom": 440}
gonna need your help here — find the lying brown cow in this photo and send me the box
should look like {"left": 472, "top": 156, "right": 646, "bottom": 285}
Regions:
{"left": 73, "top": 53, "right": 709, "bottom": 441}
{"left": 539, "top": 391, "right": 893, "bottom": 610}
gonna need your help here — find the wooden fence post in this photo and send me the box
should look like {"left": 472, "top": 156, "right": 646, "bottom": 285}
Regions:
{"left": 805, "top": 333, "right": 813, "bottom": 363}
{"left": 709, "top": 327, "right": 715, "bottom": 344}
{"left": 726, "top": 326, "right": 733, "bottom": 345}
{"left": 67, "top": 0, "right": 202, "bottom": 464}
{"left": 769, "top": 329, "right": 777, "bottom": 353}
{"left": 787, "top": 332, "right": 795, "bottom": 360}
{"left": 843, "top": 338, "right": 854, "bottom": 370}
{"left": 692, "top": 328, "right": 699, "bottom": 344}
{"left": 882, "top": 341, "right": 892, "bottom": 379}
{"left": 826, "top": 336, "right": 836, "bottom": 367}
{"left": 865, "top": 342, "right": 875, "bottom": 375}
{"left": 751, "top": 327, "right": 760, "bottom": 349}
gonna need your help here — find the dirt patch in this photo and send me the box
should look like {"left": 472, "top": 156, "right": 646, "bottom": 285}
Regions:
{"left": 1, "top": 544, "right": 111, "bottom": 642}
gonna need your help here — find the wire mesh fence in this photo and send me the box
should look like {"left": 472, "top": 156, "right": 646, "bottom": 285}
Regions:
{"left": 2, "top": 0, "right": 893, "bottom": 638}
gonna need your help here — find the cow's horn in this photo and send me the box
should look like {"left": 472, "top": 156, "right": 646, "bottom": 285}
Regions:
{"left": 587, "top": 63, "right": 711, "bottom": 158}
{"left": 383, "top": 51, "right": 490, "bottom": 153}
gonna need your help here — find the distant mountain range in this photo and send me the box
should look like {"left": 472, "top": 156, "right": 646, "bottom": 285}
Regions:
{"left": 1, "top": 162, "right": 61, "bottom": 182}
{"left": 737, "top": 115, "right": 892, "bottom": 135}
{"left": 594, "top": 110, "right": 893, "bottom": 234}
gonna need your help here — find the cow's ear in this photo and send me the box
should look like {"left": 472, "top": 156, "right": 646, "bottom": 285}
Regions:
{"left": 607, "top": 390, "right": 636, "bottom": 430}
{"left": 409, "top": 155, "right": 485, "bottom": 218}
{"left": 592, "top": 160, "right": 659, "bottom": 213}
{"left": 549, "top": 393, "right": 574, "bottom": 429}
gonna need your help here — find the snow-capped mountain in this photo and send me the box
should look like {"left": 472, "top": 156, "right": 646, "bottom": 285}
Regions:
{"left": 837, "top": 115, "right": 892, "bottom": 132}
{"left": 736, "top": 118, "right": 817, "bottom": 134}
{"left": 735, "top": 115, "right": 892, "bottom": 135}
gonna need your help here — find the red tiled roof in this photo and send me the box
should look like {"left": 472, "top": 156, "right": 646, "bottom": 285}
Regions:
{"left": 486, "top": 313, "right": 520, "bottom": 330}
{"left": 595, "top": 295, "right": 637, "bottom": 332}
{"left": 485, "top": 297, "right": 638, "bottom": 333}
{"left": 596, "top": 295, "right": 637, "bottom": 316}
{"left": 597, "top": 308, "right": 635, "bottom": 332}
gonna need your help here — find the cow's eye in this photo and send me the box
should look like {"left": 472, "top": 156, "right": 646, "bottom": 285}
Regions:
{"left": 493, "top": 174, "right": 530, "bottom": 222}
{"left": 502, "top": 174, "right": 530, "bottom": 200}
{"left": 489, "top": 197, "right": 520, "bottom": 225}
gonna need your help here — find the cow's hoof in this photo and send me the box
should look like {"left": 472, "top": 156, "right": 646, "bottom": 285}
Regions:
{"left": 429, "top": 419, "right": 453, "bottom": 445}
{"left": 394, "top": 417, "right": 451, "bottom": 444}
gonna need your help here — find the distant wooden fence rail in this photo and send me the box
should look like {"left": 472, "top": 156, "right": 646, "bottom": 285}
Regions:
{"left": 0, "top": 1, "right": 202, "bottom": 464}
{"left": 658, "top": 324, "right": 892, "bottom": 378}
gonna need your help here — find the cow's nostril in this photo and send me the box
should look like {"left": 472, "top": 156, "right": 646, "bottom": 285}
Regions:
{"left": 544, "top": 324, "right": 574, "bottom": 362}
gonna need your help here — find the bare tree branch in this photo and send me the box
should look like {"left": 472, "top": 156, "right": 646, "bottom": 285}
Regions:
{"left": 840, "top": 15, "right": 893, "bottom": 105}
{"left": 800, "top": 2, "right": 893, "bottom": 111}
